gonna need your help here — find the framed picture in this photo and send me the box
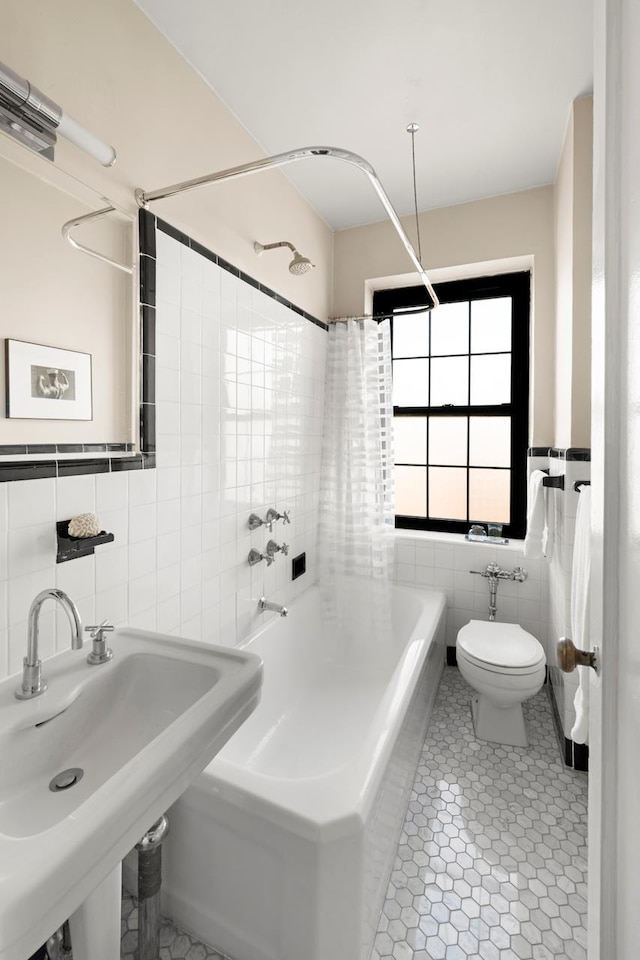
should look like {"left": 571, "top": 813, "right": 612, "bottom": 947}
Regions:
{"left": 5, "top": 339, "right": 93, "bottom": 421}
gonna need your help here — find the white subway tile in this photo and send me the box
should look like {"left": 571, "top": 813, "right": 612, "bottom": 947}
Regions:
{"left": 55, "top": 554, "right": 95, "bottom": 601}
{"left": 8, "top": 478, "right": 55, "bottom": 529}
{"left": 96, "top": 471, "right": 128, "bottom": 513}
{"left": 56, "top": 475, "right": 96, "bottom": 522}
{"left": 8, "top": 524, "right": 56, "bottom": 579}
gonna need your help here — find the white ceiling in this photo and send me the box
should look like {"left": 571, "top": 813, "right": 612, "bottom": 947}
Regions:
{"left": 135, "top": 0, "right": 593, "bottom": 231}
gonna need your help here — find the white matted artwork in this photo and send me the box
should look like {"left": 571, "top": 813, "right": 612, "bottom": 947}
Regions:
{"left": 5, "top": 339, "right": 93, "bottom": 421}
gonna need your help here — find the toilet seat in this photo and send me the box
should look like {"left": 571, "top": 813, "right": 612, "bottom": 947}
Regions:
{"left": 457, "top": 620, "right": 545, "bottom": 672}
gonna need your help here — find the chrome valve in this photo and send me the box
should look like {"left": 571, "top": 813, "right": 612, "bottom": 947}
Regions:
{"left": 266, "top": 539, "right": 289, "bottom": 558}
{"left": 248, "top": 548, "right": 274, "bottom": 567}
{"left": 266, "top": 507, "right": 291, "bottom": 529}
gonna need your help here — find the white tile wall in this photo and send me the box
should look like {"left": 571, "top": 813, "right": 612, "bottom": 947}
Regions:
{"left": 393, "top": 531, "right": 549, "bottom": 648}
{"left": 0, "top": 232, "right": 327, "bottom": 680}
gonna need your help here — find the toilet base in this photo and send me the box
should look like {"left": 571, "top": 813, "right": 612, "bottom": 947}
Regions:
{"left": 471, "top": 694, "right": 528, "bottom": 747}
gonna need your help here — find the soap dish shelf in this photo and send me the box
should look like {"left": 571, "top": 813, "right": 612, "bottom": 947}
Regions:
{"left": 56, "top": 521, "right": 115, "bottom": 564}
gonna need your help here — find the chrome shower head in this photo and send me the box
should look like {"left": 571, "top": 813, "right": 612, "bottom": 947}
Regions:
{"left": 288, "top": 251, "right": 314, "bottom": 275}
{"left": 254, "top": 240, "right": 315, "bottom": 276}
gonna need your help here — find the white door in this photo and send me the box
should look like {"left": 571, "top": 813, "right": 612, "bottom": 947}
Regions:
{"left": 589, "top": 0, "right": 640, "bottom": 956}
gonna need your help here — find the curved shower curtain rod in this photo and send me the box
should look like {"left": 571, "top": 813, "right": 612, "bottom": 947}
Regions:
{"left": 134, "top": 145, "right": 439, "bottom": 308}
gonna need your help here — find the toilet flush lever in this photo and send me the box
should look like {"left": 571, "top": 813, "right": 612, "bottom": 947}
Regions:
{"left": 557, "top": 637, "right": 601, "bottom": 676}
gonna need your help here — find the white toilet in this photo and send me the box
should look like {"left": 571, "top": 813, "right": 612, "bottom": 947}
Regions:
{"left": 456, "top": 620, "right": 546, "bottom": 747}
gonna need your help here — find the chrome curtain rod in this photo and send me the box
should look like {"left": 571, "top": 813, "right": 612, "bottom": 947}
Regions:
{"left": 135, "top": 146, "right": 439, "bottom": 308}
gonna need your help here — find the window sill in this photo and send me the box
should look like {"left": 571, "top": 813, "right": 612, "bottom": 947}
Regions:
{"left": 394, "top": 528, "right": 525, "bottom": 552}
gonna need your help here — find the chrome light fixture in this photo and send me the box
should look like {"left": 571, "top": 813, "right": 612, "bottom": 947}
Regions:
{"left": 254, "top": 240, "right": 315, "bottom": 276}
{"left": 0, "top": 60, "right": 116, "bottom": 166}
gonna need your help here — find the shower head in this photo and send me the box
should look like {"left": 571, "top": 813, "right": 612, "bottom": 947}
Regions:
{"left": 288, "top": 251, "right": 314, "bottom": 275}
{"left": 254, "top": 240, "right": 315, "bottom": 276}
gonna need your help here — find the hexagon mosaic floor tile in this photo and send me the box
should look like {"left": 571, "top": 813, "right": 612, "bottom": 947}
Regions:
{"left": 371, "top": 667, "right": 588, "bottom": 960}
{"left": 121, "top": 894, "right": 228, "bottom": 960}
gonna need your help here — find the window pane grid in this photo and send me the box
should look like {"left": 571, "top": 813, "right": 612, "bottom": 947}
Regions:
{"left": 378, "top": 272, "right": 529, "bottom": 536}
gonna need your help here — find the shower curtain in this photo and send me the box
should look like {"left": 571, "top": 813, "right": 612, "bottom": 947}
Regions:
{"left": 318, "top": 318, "right": 395, "bottom": 666}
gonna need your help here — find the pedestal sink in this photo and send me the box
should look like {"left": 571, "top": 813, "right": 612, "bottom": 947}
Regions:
{"left": 0, "top": 627, "right": 263, "bottom": 960}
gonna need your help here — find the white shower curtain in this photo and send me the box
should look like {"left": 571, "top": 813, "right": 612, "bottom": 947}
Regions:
{"left": 318, "top": 318, "right": 395, "bottom": 666}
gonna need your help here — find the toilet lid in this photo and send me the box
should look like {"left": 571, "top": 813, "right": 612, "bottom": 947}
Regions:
{"left": 457, "top": 620, "right": 545, "bottom": 669}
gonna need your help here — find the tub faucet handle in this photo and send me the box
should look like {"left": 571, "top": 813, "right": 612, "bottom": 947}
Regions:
{"left": 248, "top": 548, "right": 274, "bottom": 567}
{"left": 266, "top": 507, "right": 290, "bottom": 530}
{"left": 266, "top": 539, "right": 289, "bottom": 558}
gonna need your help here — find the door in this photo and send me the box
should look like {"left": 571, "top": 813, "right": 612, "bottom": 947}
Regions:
{"left": 589, "top": 0, "right": 640, "bottom": 956}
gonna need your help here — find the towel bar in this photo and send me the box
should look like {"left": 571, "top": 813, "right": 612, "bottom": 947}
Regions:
{"left": 542, "top": 474, "right": 565, "bottom": 490}
{"left": 574, "top": 480, "right": 591, "bottom": 492}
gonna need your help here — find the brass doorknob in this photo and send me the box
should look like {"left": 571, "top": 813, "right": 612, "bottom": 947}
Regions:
{"left": 557, "top": 637, "right": 599, "bottom": 673}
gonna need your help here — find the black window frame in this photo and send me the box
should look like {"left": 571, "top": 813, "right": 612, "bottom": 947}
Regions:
{"left": 373, "top": 271, "right": 531, "bottom": 539}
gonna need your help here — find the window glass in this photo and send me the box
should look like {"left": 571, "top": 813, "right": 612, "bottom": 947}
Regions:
{"left": 430, "top": 356, "right": 469, "bottom": 406}
{"left": 471, "top": 297, "right": 512, "bottom": 353}
{"left": 470, "top": 354, "right": 511, "bottom": 405}
{"left": 396, "top": 466, "right": 427, "bottom": 517}
{"left": 429, "top": 467, "right": 467, "bottom": 520}
{"left": 392, "top": 311, "right": 429, "bottom": 358}
{"left": 429, "top": 417, "right": 468, "bottom": 466}
{"left": 430, "top": 301, "right": 469, "bottom": 356}
{"left": 392, "top": 358, "right": 429, "bottom": 406}
{"left": 395, "top": 417, "right": 427, "bottom": 464}
{"left": 469, "top": 468, "right": 511, "bottom": 523}
{"left": 469, "top": 417, "right": 511, "bottom": 467}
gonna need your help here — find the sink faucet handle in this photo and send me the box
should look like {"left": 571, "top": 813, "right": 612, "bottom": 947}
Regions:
{"left": 85, "top": 620, "right": 114, "bottom": 665}
{"left": 281, "top": 510, "right": 291, "bottom": 525}
{"left": 85, "top": 620, "right": 114, "bottom": 640}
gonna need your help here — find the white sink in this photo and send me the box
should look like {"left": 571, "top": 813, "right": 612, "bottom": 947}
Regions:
{"left": 0, "top": 628, "right": 262, "bottom": 960}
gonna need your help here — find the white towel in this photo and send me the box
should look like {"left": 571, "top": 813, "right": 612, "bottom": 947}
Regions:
{"left": 570, "top": 487, "right": 592, "bottom": 744}
{"left": 524, "top": 470, "right": 547, "bottom": 558}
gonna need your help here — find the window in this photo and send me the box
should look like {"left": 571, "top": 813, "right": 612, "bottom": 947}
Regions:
{"left": 373, "top": 272, "right": 530, "bottom": 538}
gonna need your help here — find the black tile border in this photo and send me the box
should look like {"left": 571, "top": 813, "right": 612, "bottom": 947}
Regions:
{"left": 528, "top": 447, "right": 591, "bottom": 461}
{"left": 155, "top": 215, "right": 328, "bottom": 332}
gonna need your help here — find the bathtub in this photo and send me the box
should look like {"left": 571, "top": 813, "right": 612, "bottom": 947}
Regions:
{"left": 162, "top": 583, "right": 446, "bottom": 960}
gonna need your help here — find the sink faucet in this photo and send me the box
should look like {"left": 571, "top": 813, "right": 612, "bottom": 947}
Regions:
{"left": 15, "top": 589, "right": 83, "bottom": 700}
{"left": 258, "top": 597, "right": 288, "bottom": 617}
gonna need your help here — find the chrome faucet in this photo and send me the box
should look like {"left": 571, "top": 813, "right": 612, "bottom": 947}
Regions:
{"left": 16, "top": 588, "right": 83, "bottom": 700}
{"left": 266, "top": 539, "right": 289, "bottom": 559}
{"left": 470, "top": 562, "right": 528, "bottom": 621}
{"left": 258, "top": 597, "right": 288, "bottom": 617}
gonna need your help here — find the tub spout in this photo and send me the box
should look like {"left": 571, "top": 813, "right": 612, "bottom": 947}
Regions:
{"left": 258, "top": 597, "right": 288, "bottom": 617}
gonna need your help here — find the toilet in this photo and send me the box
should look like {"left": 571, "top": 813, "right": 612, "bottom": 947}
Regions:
{"left": 456, "top": 620, "right": 546, "bottom": 747}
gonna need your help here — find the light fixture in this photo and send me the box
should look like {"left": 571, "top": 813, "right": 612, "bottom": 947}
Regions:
{"left": 254, "top": 240, "right": 315, "bottom": 276}
{"left": 0, "top": 60, "right": 116, "bottom": 166}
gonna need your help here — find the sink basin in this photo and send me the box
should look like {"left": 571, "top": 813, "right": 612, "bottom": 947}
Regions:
{"left": 0, "top": 628, "right": 262, "bottom": 960}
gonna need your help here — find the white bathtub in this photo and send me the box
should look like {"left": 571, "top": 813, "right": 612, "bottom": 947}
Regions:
{"left": 162, "top": 583, "right": 446, "bottom": 960}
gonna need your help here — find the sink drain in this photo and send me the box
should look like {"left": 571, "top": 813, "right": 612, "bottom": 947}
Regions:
{"left": 49, "top": 768, "right": 84, "bottom": 792}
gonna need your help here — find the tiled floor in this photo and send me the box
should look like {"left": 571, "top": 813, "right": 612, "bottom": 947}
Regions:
{"left": 119, "top": 667, "right": 587, "bottom": 960}
{"left": 120, "top": 894, "right": 227, "bottom": 960}
{"left": 371, "top": 667, "right": 588, "bottom": 960}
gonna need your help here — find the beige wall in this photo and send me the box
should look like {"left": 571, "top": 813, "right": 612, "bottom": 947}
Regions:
{"left": 0, "top": 156, "right": 132, "bottom": 443}
{"left": 553, "top": 96, "right": 593, "bottom": 449}
{"left": 1, "top": 0, "right": 332, "bottom": 443}
{"left": 333, "top": 187, "right": 556, "bottom": 445}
